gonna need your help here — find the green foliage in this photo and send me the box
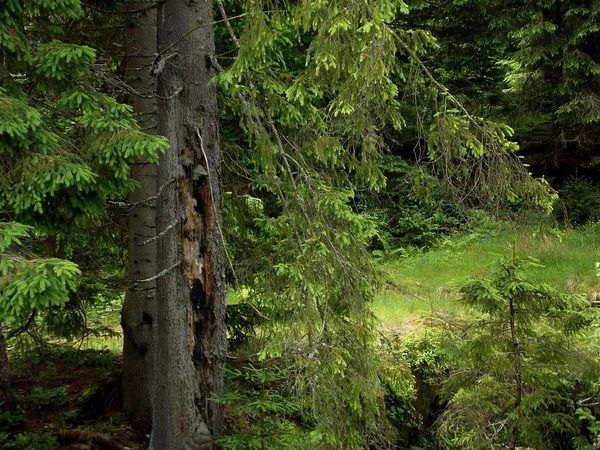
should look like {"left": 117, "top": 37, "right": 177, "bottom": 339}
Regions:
{"left": 401, "top": 0, "right": 600, "bottom": 200}
{"left": 0, "top": 432, "right": 58, "bottom": 450}
{"left": 226, "top": 302, "right": 267, "bottom": 352}
{"left": 241, "top": 184, "right": 391, "bottom": 449}
{"left": 219, "top": 7, "right": 395, "bottom": 435}
{"left": 500, "top": 0, "right": 600, "bottom": 142}
{"left": 557, "top": 176, "right": 600, "bottom": 226}
{"left": 366, "top": 156, "right": 476, "bottom": 250}
{"left": 0, "top": 404, "right": 24, "bottom": 432}
{"left": 8, "top": 343, "right": 117, "bottom": 373}
{"left": 402, "top": 0, "right": 507, "bottom": 108}
{"left": 0, "top": 0, "right": 168, "bottom": 336}
{"left": 0, "top": 222, "right": 80, "bottom": 324}
{"left": 426, "top": 109, "right": 557, "bottom": 213}
{"left": 377, "top": 335, "right": 420, "bottom": 447}
{"left": 0, "top": 223, "right": 32, "bottom": 252}
{"left": 217, "top": 364, "right": 316, "bottom": 450}
{"left": 439, "top": 255, "right": 600, "bottom": 449}
{"left": 216, "top": 0, "right": 558, "bottom": 445}
{"left": 29, "top": 385, "right": 69, "bottom": 411}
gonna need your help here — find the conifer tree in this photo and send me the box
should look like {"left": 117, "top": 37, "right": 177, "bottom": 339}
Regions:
{"left": 0, "top": 0, "right": 167, "bottom": 399}
{"left": 440, "top": 256, "right": 599, "bottom": 449}
{"left": 121, "top": 0, "right": 159, "bottom": 430}
{"left": 214, "top": 1, "right": 555, "bottom": 448}
{"left": 399, "top": 0, "right": 600, "bottom": 160}
{"left": 499, "top": 0, "right": 600, "bottom": 150}
{"left": 148, "top": 0, "right": 226, "bottom": 447}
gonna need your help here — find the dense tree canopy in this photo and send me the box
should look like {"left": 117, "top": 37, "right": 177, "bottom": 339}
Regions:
{"left": 1, "top": 1, "right": 599, "bottom": 449}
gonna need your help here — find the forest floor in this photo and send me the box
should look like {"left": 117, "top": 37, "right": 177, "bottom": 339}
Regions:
{"left": 3, "top": 222, "right": 599, "bottom": 449}
{"left": 3, "top": 347, "right": 145, "bottom": 450}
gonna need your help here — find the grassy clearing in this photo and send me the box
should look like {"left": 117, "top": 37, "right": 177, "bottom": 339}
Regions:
{"left": 74, "top": 297, "right": 124, "bottom": 353}
{"left": 374, "top": 222, "right": 600, "bottom": 329}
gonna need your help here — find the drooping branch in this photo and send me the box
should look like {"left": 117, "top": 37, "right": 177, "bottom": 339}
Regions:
{"left": 216, "top": 0, "right": 240, "bottom": 49}
{"left": 382, "top": 23, "right": 482, "bottom": 131}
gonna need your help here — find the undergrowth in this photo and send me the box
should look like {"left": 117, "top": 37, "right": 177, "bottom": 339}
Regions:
{"left": 374, "top": 221, "right": 600, "bottom": 328}
{"left": 4, "top": 220, "right": 599, "bottom": 449}
{"left": 2, "top": 346, "right": 145, "bottom": 450}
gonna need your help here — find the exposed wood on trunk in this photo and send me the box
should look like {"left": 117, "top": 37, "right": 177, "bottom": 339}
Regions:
{"left": 150, "top": 1, "right": 226, "bottom": 448}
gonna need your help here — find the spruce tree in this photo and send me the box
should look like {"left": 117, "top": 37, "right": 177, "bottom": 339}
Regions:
{"left": 0, "top": 0, "right": 167, "bottom": 398}
{"left": 148, "top": 0, "right": 226, "bottom": 447}
{"left": 500, "top": 0, "right": 600, "bottom": 149}
{"left": 121, "top": 0, "right": 159, "bottom": 430}
{"left": 440, "top": 256, "right": 600, "bottom": 449}
{"left": 214, "top": 1, "right": 556, "bottom": 447}
{"left": 401, "top": 0, "right": 600, "bottom": 158}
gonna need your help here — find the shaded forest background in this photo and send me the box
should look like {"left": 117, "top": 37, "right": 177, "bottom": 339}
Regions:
{"left": 1, "top": 0, "right": 600, "bottom": 449}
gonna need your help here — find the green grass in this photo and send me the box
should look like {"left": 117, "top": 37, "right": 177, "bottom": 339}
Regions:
{"left": 374, "top": 222, "right": 600, "bottom": 329}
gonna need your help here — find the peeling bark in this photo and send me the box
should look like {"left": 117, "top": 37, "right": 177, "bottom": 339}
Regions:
{"left": 150, "top": 1, "right": 226, "bottom": 448}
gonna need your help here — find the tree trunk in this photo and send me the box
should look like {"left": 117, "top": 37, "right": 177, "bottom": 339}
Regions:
{"left": 0, "top": 326, "right": 14, "bottom": 410}
{"left": 121, "top": 1, "right": 158, "bottom": 431}
{"left": 150, "top": 1, "right": 226, "bottom": 448}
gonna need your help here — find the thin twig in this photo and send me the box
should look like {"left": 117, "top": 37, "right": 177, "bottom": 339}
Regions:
{"left": 108, "top": 178, "right": 175, "bottom": 208}
{"left": 138, "top": 219, "right": 179, "bottom": 246}
{"left": 83, "top": 1, "right": 158, "bottom": 15}
{"left": 153, "top": 22, "right": 205, "bottom": 70}
{"left": 130, "top": 261, "right": 181, "bottom": 287}
{"left": 382, "top": 23, "right": 481, "bottom": 130}
{"left": 216, "top": 0, "right": 241, "bottom": 49}
{"left": 6, "top": 311, "right": 36, "bottom": 340}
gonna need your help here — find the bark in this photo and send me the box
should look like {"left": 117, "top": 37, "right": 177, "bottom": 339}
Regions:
{"left": 0, "top": 326, "right": 14, "bottom": 409}
{"left": 121, "top": 1, "right": 158, "bottom": 431}
{"left": 150, "top": 1, "right": 226, "bottom": 448}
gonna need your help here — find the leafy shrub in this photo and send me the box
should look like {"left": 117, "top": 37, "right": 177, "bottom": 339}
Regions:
{"left": 365, "top": 156, "right": 480, "bottom": 251}
{"left": 29, "top": 386, "right": 69, "bottom": 411}
{"left": 10, "top": 344, "right": 116, "bottom": 372}
{"left": 378, "top": 338, "right": 418, "bottom": 447}
{"left": 226, "top": 302, "right": 267, "bottom": 351}
{"left": 3, "top": 432, "right": 58, "bottom": 450}
{"left": 390, "top": 328, "right": 456, "bottom": 448}
{"left": 0, "top": 404, "right": 24, "bottom": 432}
{"left": 217, "top": 364, "right": 317, "bottom": 450}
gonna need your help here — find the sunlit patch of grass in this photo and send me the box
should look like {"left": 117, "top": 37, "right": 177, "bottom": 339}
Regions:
{"left": 226, "top": 288, "right": 252, "bottom": 305}
{"left": 374, "top": 222, "right": 600, "bottom": 329}
{"left": 76, "top": 335, "right": 123, "bottom": 354}
{"left": 374, "top": 288, "right": 456, "bottom": 330}
{"left": 76, "top": 295, "right": 124, "bottom": 354}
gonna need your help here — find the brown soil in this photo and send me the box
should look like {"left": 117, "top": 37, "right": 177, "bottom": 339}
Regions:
{"left": 4, "top": 348, "right": 148, "bottom": 450}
